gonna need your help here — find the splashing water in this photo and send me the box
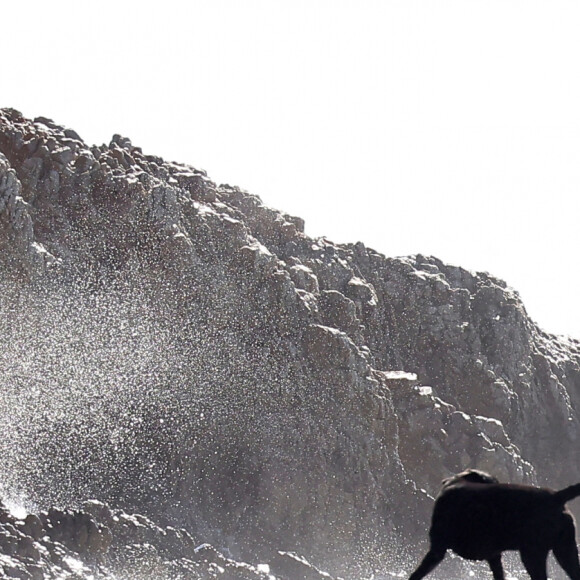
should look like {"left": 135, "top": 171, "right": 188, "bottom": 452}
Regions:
{"left": 2, "top": 494, "right": 30, "bottom": 520}
{"left": 0, "top": 279, "right": 210, "bottom": 513}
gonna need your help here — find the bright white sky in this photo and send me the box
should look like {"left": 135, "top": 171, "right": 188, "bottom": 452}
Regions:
{"left": 3, "top": 1, "right": 580, "bottom": 337}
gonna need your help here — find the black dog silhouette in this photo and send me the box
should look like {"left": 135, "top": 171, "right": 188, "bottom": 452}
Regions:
{"left": 409, "top": 469, "right": 580, "bottom": 580}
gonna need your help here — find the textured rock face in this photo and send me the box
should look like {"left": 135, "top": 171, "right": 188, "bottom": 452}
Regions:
{"left": 0, "top": 498, "right": 339, "bottom": 580}
{"left": 0, "top": 108, "right": 579, "bottom": 577}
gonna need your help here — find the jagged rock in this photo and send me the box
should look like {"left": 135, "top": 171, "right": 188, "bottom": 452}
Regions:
{"left": 39, "top": 507, "right": 110, "bottom": 555}
{"left": 288, "top": 261, "right": 320, "bottom": 294}
{"left": 318, "top": 290, "right": 360, "bottom": 337}
{"left": 19, "top": 516, "right": 43, "bottom": 542}
{"left": 1, "top": 108, "right": 580, "bottom": 578}
{"left": 0, "top": 499, "right": 298, "bottom": 580}
{"left": 0, "top": 153, "right": 57, "bottom": 279}
{"left": 303, "top": 324, "right": 366, "bottom": 374}
{"left": 81, "top": 500, "right": 114, "bottom": 529}
{"left": 395, "top": 382, "right": 532, "bottom": 493}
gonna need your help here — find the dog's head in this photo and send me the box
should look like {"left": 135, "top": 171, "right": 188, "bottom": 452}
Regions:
{"left": 441, "top": 469, "right": 500, "bottom": 489}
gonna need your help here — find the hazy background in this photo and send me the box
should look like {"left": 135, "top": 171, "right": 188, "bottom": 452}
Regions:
{"left": 3, "top": 0, "right": 579, "bottom": 337}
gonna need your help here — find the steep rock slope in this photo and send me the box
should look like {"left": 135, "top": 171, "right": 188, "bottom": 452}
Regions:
{"left": 0, "top": 108, "right": 578, "bottom": 576}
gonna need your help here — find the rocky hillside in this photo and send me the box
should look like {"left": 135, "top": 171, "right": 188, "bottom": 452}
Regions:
{"left": 1, "top": 107, "right": 579, "bottom": 578}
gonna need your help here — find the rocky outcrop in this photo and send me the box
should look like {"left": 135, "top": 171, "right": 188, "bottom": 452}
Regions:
{"left": 0, "top": 108, "right": 579, "bottom": 578}
{"left": 0, "top": 498, "right": 345, "bottom": 580}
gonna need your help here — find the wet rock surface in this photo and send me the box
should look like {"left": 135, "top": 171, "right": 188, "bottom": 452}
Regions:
{"left": 0, "top": 499, "right": 341, "bottom": 580}
{"left": 0, "top": 108, "right": 579, "bottom": 578}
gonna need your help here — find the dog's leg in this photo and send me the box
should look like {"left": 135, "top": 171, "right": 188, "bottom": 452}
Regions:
{"left": 552, "top": 515, "right": 580, "bottom": 580}
{"left": 519, "top": 549, "right": 549, "bottom": 580}
{"left": 409, "top": 549, "right": 446, "bottom": 580}
{"left": 487, "top": 555, "right": 505, "bottom": 580}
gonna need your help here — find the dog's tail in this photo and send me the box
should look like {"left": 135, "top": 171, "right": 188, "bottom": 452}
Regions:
{"left": 554, "top": 483, "right": 580, "bottom": 505}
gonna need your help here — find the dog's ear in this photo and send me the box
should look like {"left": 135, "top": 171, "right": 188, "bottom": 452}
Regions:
{"left": 441, "top": 473, "right": 462, "bottom": 488}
